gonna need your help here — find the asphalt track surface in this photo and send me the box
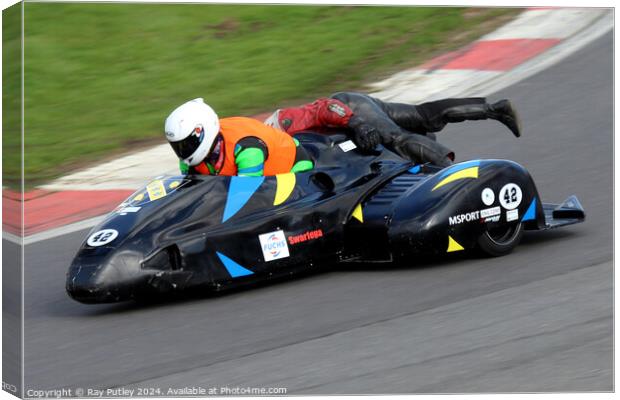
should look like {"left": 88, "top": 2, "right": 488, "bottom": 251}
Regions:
{"left": 18, "top": 32, "right": 612, "bottom": 394}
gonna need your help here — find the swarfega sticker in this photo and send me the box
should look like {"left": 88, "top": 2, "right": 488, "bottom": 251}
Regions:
{"left": 288, "top": 229, "right": 324, "bottom": 245}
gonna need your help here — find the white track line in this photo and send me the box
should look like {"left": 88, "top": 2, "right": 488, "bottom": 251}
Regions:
{"left": 435, "top": 9, "right": 613, "bottom": 100}
{"left": 480, "top": 8, "right": 607, "bottom": 40}
{"left": 4, "top": 216, "right": 104, "bottom": 246}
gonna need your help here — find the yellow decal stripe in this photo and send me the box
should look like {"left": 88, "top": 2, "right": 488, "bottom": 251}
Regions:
{"left": 352, "top": 203, "right": 364, "bottom": 223}
{"left": 447, "top": 236, "right": 465, "bottom": 252}
{"left": 274, "top": 173, "right": 296, "bottom": 206}
{"left": 146, "top": 180, "right": 167, "bottom": 201}
{"left": 432, "top": 167, "right": 479, "bottom": 191}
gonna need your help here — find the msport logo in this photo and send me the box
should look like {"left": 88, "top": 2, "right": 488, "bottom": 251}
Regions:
{"left": 258, "top": 230, "right": 290, "bottom": 262}
{"left": 449, "top": 211, "right": 480, "bottom": 226}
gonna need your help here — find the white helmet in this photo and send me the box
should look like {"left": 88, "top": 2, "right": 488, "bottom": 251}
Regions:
{"left": 164, "top": 98, "right": 220, "bottom": 166}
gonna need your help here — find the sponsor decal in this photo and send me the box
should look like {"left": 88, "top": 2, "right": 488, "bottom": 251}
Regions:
{"left": 450, "top": 205, "right": 507, "bottom": 226}
{"left": 87, "top": 229, "right": 119, "bottom": 247}
{"left": 499, "top": 183, "right": 522, "bottom": 210}
{"left": 133, "top": 193, "right": 145, "bottom": 202}
{"left": 480, "top": 206, "right": 501, "bottom": 219}
{"left": 449, "top": 211, "right": 480, "bottom": 226}
{"left": 328, "top": 103, "right": 347, "bottom": 117}
{"left": 481, "top": 187, "right": 495, "bottom": 206}
{"left": 506, "top": 209, "right": 519, "bottom": 222}
{"left": 483, "top": 215, "right": 501, "bottom": 223}
{"left": 258, "top": 230, "right": 290, "bottom": 262}
{"left": 338, "top": 140, "right": 357, "bottom": 152}
{"left": 146, "top": 180, "right": 167, "bottom": 201}
{"left": 117, "top": 206, "right": 141, "bottom": 214}
{"left": 169, "top": 181, "right": 180, "bottom": 189}
{"left": 165, "top": 131, "right": 175, "bottom": 138}
{"left": 288, "top": 229, "right": 324, "bottom": 245}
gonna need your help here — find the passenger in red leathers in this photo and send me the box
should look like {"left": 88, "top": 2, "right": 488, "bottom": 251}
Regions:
{"left": 264, "top": 92, "right": 521, "bottom": 166}
{"left": 265, "top": 97, "right": 354, "bottom": 134}
{"left": 264, "top": 97, "right": 379, "bottom": 150}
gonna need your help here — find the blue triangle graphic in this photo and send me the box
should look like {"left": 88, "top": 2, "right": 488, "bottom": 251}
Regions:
{"left": 408, "top": 165, "right": 421, "bottom": 174}
{"left": 521, "top": 198, "right": 537, "bottom": 222}
{"left": 222, "top": 176, "right": 265, "bottom": 222}
{"left": 216, "top": 252, "right": 254, "bottom": 278}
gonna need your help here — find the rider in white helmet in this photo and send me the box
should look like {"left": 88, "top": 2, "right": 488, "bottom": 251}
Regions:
{"left": 165, "top": 98, "right": 314, "bottom": 176}
{"left": 165, "top": 98, "right": 221, "bottom": 168}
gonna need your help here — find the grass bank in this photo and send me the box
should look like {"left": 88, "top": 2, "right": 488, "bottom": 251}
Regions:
{"left": 15, "top": 4, "right": 518, "bottom": 185}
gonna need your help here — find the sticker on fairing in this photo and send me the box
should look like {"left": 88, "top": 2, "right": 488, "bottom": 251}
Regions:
{"left": 484, "top": 215, "right": 500, "bottom": 223}
{"left": 506, "top": 209, "right": 519, "bottom": 222}
{"left": 117, "top": 206, "right": 141, "bottom": 214}
{"left": 449, "top": 211, "right": 479, "bottom": 226}
{"left": 481, "top": 188, "right": 495, "bottom": 206}
{"left": 87, "top": 229, "right": 119, "bottom": 247}
{"left": 480, "top": 206, "right": 501, "bottom": 218}
{"left": 146, "top": 180, "right": 167, "bottom": 201}
{"left": 258, "top": 230, "right": 290, "bottom": 262}
{"left": 499, "top": 183, "right": 522, "bottom": 210}
{"left": 338, "top": 140, "right": 357, "bottom": 152}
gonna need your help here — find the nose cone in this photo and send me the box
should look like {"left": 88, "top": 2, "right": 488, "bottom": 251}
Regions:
{"left": 66, "top": 251, "right": 143, "bottom": 304}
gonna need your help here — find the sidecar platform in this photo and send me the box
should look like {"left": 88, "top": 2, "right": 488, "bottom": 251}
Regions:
{"left": 540, "top": 195, "right": 586, "bottom": 230}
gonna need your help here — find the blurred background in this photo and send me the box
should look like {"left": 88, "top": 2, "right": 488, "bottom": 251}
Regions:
{"left": 16, "top": 3, "right": 516, "bottom": 185}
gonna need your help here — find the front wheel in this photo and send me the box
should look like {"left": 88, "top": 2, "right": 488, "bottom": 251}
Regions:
{"left": 477, "top": 223, "right": 524, "bottom": 257}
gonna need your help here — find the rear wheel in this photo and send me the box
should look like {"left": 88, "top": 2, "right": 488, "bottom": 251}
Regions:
{"left": 477, "top": 223, "right": 524, "bottom": 257}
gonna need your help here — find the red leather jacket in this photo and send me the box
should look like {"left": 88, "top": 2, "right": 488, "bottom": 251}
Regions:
{"left": 264, "top": 98, "right": 354, "bottom": 134}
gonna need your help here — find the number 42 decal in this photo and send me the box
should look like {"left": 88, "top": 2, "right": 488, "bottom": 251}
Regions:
{"left": 87, "top": 229, "right": 119, "bottom": 247}
{"left": 499, "top": 183, "right": 522, "bottom": 210}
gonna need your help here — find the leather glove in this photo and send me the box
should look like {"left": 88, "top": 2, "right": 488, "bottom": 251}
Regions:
{"left": 348, "top": 115, "right": 381, "bottom": 151}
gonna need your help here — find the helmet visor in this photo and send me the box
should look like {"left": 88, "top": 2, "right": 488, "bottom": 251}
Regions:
{"left": 169, "top": 128, "right": 204, "bottom": 160}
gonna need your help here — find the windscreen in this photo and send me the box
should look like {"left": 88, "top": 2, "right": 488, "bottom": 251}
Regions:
{"left": 117, "top": 176, "right": 192, "bottom": 210}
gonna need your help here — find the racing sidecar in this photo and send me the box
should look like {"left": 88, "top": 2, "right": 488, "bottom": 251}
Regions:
{"left": 66, "top": 132, "right": 585, "bottom": 303}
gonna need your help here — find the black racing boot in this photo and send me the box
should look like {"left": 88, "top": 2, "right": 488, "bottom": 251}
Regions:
{"left": 341, "top": 94, "right": 522, "bottom": 138}
{"left": 437, "top": 98, "right": 522, "bottom": 138}
{"left": 485, "top": 99, "right": 522, "bottom": 137}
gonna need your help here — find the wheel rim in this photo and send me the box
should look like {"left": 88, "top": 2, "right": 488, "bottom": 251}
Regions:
{"left": 485, "top": 223, "right": 521, "bottom": 246}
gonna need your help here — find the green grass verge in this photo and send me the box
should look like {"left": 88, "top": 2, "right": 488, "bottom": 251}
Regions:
{"left": 3, "top": 3, "right": 22, "bottom": 187}
{"left": 15, "top": 4, "right": 518, "bottom": 186}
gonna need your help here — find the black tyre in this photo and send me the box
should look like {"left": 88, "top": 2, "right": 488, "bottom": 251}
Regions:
{"left": 477, "top": 222, "right": 524, "bottom": 257}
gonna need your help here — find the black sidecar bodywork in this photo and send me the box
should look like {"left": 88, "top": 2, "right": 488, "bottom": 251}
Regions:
{"left": 66, "top": 132, "right": 584, "bottom": 303}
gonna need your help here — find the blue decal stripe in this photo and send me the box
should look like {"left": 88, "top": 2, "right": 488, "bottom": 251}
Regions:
{"left": 222, "top": 176, "right": 265, "bottom": 222}
{"left": 216, "top": 252, "right": 254, "bottom": 278}
{"left": 238, "top": 163, "right": 264, "bottom": 174}
{"left": 438, "top": 160, "right": 481, "bottom": 178}
{"left": 521, "top": 198, "right": 537, "bottom": 222}
{"left": 408, "top": 165, "right": 421, "bottom": 174}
